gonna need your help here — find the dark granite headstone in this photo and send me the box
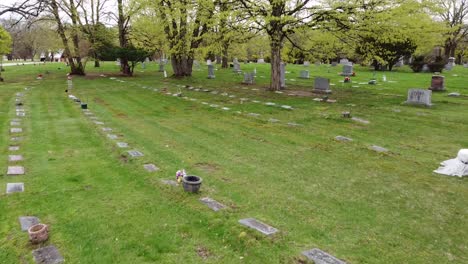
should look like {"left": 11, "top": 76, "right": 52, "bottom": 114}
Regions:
{"left": 429, "top": 75, "right": 445, "bottom": 91}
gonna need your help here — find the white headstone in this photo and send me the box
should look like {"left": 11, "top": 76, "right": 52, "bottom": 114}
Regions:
{"left": 406, "top": 89, "right": 432, "bottom": 106}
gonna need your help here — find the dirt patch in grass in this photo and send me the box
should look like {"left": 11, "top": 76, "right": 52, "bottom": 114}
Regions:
{"left": 196, "top": 246, "right": 212, "bottom": 260}
{"left": 94, "top": 97, "right": 109, "bottom": 106}
{"left": 284, "top": 90, "right": 314, "bottom": 97}
{"left": 119, "top": 154, "right": 128, "bottom": 163}
{"left": 194, "top": 162, "right": 220, "bottom": 173}
{"left": 115, "top": 112, "right": 128, "bottom": 118}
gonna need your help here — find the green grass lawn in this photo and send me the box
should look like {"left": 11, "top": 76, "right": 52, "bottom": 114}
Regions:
{"left": 0, "top": 61, "right": 467, "bottom": 263}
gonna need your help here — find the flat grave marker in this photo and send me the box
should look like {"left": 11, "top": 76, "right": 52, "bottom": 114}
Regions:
{"left": 102, "top": 127, "right": 113, "bottom": 132}
{"left": 351, "top": 117, "right": 370, "bottom": 124}
{"left": 19, "top": 216, "right": 40, "bottom": 231}
{"left": 93, "top": 121, "right": 105, "bottom": 125}
{"left": 6, "top": 183, "right": 24, "bottom": 194}
{"left": 370, "top": 145, "right": 389, "bottom": 153}
{"left": 238, "top": 218, "right": 278, "bottom": 236}
{"left": 335, "top": 136, "right": 353, "bottom": 142}
{"left": 143, "top": 164, "right": 159, "bottom": 172}
{"left": 10, "top": 128, "right": 23, "bottom": 133}
{"left": 10, "top": 121, "right": 21, "bottom": 126}
{"left": 116, "top": 142, "right": 128, "bottom": 148}
{"left": 200, "top": 197, "right": 226, "bottom": 212}
{"left": 32, "top": 245, "right": 64, "bottom": 264}
{"left": 302, "top": 248, "right": 347, "bottom": 264}
{"left": 107, "top": 134, "right": 118, "bottom": 140}
{"left": 128, "top": 150, "right": 144, "bottom": 157}
{"left": 9, "top": 146, "right": 20, "bottom": 151}
{"left": 161, "top": 179, "right": 178, "bottom": 186}
{"left": 7, "top": 166, "right": 25, "bottom": 175}
{"left": 8, "top": 155, "right": 24, "bottom": 162}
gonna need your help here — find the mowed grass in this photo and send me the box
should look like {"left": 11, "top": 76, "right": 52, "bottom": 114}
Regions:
{"left": 0, "top": 61, "right": 467, "bottom": 263}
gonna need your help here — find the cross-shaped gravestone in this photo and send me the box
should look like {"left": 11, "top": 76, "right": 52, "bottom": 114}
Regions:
{"left": 7, "top": 166, "right": 25, "bottom": 175}
{"left": 6, "top": 183, "right": 24, "bottom": 193}
{"left": 143, "top": 164, "right": 159, "bottom": 172}
{"left": 128, "top": 150, "right": 144, "bottom": 157}
{"left": 8, "top": 155, "right": 23, "bottom": 162}
{"left": 19, "top": 216, "right": 40, "bottom": 231}
{"left": 302, "top": 248, "right": 347, "bottom": 264}
{"left": 32, "top": 245, "right": 64, "bottom": 264}
{"left": 200, "top": 197, "right": 226, "bottom": 212}
{"left": 238, "top": 218, "right": 278, "bottom": 236}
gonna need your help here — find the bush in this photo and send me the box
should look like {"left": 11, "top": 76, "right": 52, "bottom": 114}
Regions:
{"left": 410, "top": 55, "right": 425, "bottom": 72}
{"left": 427, "top": 56, "right": 446, "bottom": 73}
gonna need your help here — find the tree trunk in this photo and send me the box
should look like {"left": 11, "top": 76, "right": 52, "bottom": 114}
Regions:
{"left": 117, "top": 0, "right": 131, "bottom": 76}
{"left": 444, "top": 40, "right": 457, "bottom": 58}
{"left": 221, "top": 43, "right": 229, "bottom": 68}
{"left": 171, "top": 55, "right": 193, "bottom": 77}
{"left": 269, "top": 34, "right": 282, "bottom": 91}
{"left": 94, "top": 59, "right": 100, "bottom": 67}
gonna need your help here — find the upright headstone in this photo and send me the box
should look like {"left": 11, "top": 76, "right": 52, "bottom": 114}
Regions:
{"left": 233, "top": 61, "right": 241, "bottom": 73}
{"left": 243, "top": 72, "right": 255, "bottom": 84}
{"left": 115, "top": 59, "right": 120, "bottom": 66}
{"left": 159, "top": 62, "right": 165, "bottom": 72}
{"left": 464, "top": 63, "right": 468, "bottom": 68}
{"left": 429, "top": 75, "right": 445, "bottom": 91}
{"left": 280, "top": 62, "right": 286, "bottom": 88}
{"left": 299, "top": 70, "right": 310, "bottom": 79}
{"left": 331, "top": 61, "right": 338, "bottom": 67}
{"left": 342, "top": 64, "right": 353, "bottom": 76}
{"left": 448, "top": 57, "right": 456, "bottom": 67}
{"left": 395, "top": 57, "right": 404, "bottom": 67}
{"left": 422, "top": 64, "right": 429, "bottom": 72}
{"left": 303, "top": 61, "right": 310, "bottom": 67}
{"left": 406, "top": 89, "right": 432, "bottom": 106}
{"left": 314, "top": 61, "right": 320, "bottom": 66}
{"left": 207, "top": 65, "right": 215, "bottom": 79}
{"left": 206, "top": 59, "right": 212, "bottom": 65}
{"left": 339, "top": 58, "right": 349, "bottom": 65}
{"left": 193, "top": 60, "right": 201, "bottom": 70}
{"left": 257, "top": 58, "right": 265, "bottom": 63}
{"left": 313, "top": 77, "right": 332, "bottom": 94}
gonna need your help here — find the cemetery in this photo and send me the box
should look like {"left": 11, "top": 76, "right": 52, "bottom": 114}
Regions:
{"left": 0, "top": 0, "right": 467, "bottom": 264}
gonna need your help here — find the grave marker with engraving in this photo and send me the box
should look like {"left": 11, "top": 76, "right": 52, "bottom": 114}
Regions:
{"left": 429, "top": 75, "right": 445, "bottom": 91}
{"left": 313, "top": 77, "right": 332, "bottom": 94}
{"left": 299, "top": 70, "right": 310, "bottom": 79}
{"left": 238, "top": 218, "right": 278, "bottom": 236}
{"left": 207, "top": 65, "right": 215, "bottom": 79}
{"left": 406, "top": 89, "right": 432, "bottom": 106}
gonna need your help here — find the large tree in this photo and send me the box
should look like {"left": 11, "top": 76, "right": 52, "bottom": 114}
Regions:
{"left": 238, "top": 0, "right": 351, "bottom": 90}
{"left": 436, "top": 0, "right": 468, "bottom": 61}
{"left": 143, "top": 0, "right": 214, "bottom": 77}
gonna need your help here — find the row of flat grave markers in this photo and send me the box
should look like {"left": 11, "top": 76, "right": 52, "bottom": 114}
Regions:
{"left": 7, "top": 91, "right": 27, "bottom": 195}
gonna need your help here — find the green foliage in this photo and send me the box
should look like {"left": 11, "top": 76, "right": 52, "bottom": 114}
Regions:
{"left": 0, "top": 26, "right": 12, "bottom": 55}
{"left": 410, "top": 55, "right": 426, "bottom": 72}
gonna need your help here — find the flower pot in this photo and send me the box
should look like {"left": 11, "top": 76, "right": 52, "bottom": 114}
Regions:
{"left": 81, "top": 103, "right": 87, "bottom": 109}
{"left": 28, "top": 224, "right": 49, "bottom": 244}
{"left": 182, "top": 175, "right": 202, "bottom": 193}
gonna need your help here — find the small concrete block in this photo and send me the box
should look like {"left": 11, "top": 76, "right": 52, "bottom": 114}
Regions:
{"left": 161, "top": 179, "right": 178, "bottom": 186}
{"left": 9, "top": 146, "right": 20, "bottom": 151}
{"left": 10, "top": 128, "right": 23, "bottom": 133}
{"left": 8, "top": 155, "right": 24, "bottom": 162}
{"left": 116, "top": 142, "right": 128, "bottom": 148}
{"left": 238, "top": 218, "right": 278, "bottom": 236}
{"left": 200, "top": 197, "right": 226, "bottom": 211}
{"left": 102, "top": 127, "right": 113, "bottom": 132}
{"left": 6, "top": 183, "right": 24, "bottom": 193}
{"left": 370, "top": 145, "right": 389, "bottom": 153}
{"left": 19, "top": 216, "right": 40, "bottom": 231}
{"left": 302, "top": 248, "right": 347, "bottom": 264}
{"left": 93, "top": 121, "right": 104, "bottom": 125}
{"left": 10, "top": 121, "right": 21, "bottom": 126}
{"left": 127, "top": 150, "right": 144, "bottom": 157}
{"left": 7, "top": 166, "right": 25, "bottom": 175}
{"left": 143, "top": 164, "right": 159, "bottom": 172}
{"left": 32, "top": 245, "right": 64, "bottom": 264}
{"left": 335, "top": 136, "right": 353, "bottom": 142}
{"left": 107, "top": 134, "right": 118, "bottom": 140}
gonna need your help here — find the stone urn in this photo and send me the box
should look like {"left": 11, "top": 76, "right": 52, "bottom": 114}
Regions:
{"left": 28, "top": 224, "right": 49, "bottom": 244}
{"left": 182, "top": 175, "right": 203, "bottom": 193}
